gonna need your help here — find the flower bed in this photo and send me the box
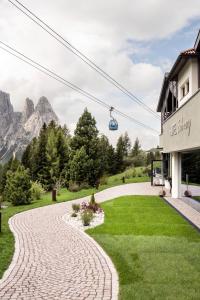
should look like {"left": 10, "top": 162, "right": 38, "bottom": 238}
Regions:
{"left": 63, "top": 195, "right": 104, "bottom": 231}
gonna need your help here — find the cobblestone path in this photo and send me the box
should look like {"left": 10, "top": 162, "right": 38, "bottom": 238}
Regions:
{"left": 0, "top": 182, "right": 160, "bottom": 300}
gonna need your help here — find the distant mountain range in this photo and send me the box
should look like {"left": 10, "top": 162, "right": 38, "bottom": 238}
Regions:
{"left": 0, "top": 90, "right": 59, "bottom": 164}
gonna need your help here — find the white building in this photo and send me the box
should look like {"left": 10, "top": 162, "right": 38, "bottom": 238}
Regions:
{"left": 157, "top": 30, "right": 200, "bottom": 198}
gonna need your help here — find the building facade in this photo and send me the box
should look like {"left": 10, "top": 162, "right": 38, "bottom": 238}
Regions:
{"left": 157, "top": 30, "right": 200, "bottom": 198}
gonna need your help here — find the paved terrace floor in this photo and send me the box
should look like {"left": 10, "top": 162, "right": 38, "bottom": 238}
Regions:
{"left": 0, "top": 182, "right": 199, "bottom": 300}
{"left": 165, "top": 184, "right": 200, "bottom": 230}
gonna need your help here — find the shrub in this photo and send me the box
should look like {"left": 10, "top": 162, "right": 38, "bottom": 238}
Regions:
{"left": 132, "top": 169, "right": 136, "bottom": 178}
{"left": 81, "top": 209, "right": 94, "bottom": 226}
{"left": 72, "top": 203, "right": 80, "bottom": 212}
{"left": 184, "top": 190, "right": 192, "bottom": 197}
{"left": 71, "top": 212, "right": 77, "bottom": 217}
{"left": 81, "top": 199, "right": 102, "bottom": 214}
{"left": 143, "top": 167, "right": 150, "bottom": 175}
{"left": 99, "top": 175, "right": 108, "bottom": 186}
{"left": 68, "top": 181, "right": 81, "bottom": 192}
{"left": 159, "top": 189, "right": 166, "bottom": 197}
{"left": 55, "top": 179, "right": 64, "bottom": 196}
{"left": 124, "top": 171, "right": 131, "bottom": 179}
{"left": 31, "top": 181, "right": 45, "bottom": 200}
{"left": 4, "top": 166, "right": 32, "bottom": 206}
{"left": 80, "top": 182, "right": 90, "bottom": 190}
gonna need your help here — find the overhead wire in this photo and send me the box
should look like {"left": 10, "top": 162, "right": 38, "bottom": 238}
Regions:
{"left": 0, "top": 41, "right": 159, "bottom": 134}
{"left": 8, "top": 0, "right": 160, "bottom": 120}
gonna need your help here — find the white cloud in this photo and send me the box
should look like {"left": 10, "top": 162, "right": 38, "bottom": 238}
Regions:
{"left": 0, "top": 0, "right": 199, "bottom": 148}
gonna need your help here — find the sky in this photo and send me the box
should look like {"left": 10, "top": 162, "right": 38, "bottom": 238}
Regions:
{"left": 0, "top": 0, "right": 200, "bottom": 149}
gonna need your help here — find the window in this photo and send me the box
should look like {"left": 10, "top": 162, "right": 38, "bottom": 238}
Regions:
{"left": 186, "top": 80, "right": 189, "bottom": 93}
{"left": 180, "top": 79, "right": 189, "bottom": 99}
{"left": 181, "top": 86, "right": 185, "bottom": 98}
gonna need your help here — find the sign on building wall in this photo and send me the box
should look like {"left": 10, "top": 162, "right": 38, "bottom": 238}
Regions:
{"left": 169, "top": 118, "right": 191, "bottom": 137}
{"left": 160, "top": 89, "right": 200, "bottom": 153}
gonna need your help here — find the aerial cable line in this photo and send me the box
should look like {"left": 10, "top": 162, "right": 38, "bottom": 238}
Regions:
{"left": 0, "top": 41, "right": 159, "bottom": 134}
{"left": 8, "top": 0, "right": 160, "bottom": 120}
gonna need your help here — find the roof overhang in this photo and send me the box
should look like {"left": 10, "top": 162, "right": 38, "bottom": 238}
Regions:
{"left": 157, "top": 73, "right": 169, "bottom": 112}
{"left": 194, "top": 29, "right": 200, "bottom": 52}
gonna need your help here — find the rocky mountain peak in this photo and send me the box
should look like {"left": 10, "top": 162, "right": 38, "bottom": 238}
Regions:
{"left": 0, "top": 90, "right": 13, "bottom": 115}
{"left": 0, "top": 91, "right": 59, "bottom": 164}
{"left": 23, "top": 98, "right": 34, "bottom": 122}
{"left": 35, "top": 96, "right": 54, "bottom": 115}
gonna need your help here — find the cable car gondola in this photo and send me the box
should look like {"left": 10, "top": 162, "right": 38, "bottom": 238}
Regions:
{"left": 109, "top": 107, "right": 118, "bottom": 131}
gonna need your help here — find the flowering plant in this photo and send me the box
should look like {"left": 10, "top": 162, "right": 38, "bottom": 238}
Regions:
{"left": 81, "top": 201, "right": 103, "bottom": 214}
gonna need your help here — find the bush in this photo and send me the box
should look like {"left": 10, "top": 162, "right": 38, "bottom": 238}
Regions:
{"left": 68, "top": 181, "right": 81, "bottom": 192}
{"left": 4, "top": 166, "right": 32, "bottom": 206}
{"left": 80, "top": 182, "right": 90, "bottom": 190}
{"left": 31, "top": 181, "right": 45, "bottom": 200}
{"left": 72, "top": 203, "right": 80, "bottom": 212}
{"left": 159, "top": 189, "right": 166, "bottom": 197}
{"left": 99, "top": 175, "right": 108, "bottom": 186}
{"left": 184, "top": 190, "right": 192, "bottom": 197}
{"left": 71, "top": 212, "right": 77, "bottom": 217}
{"left": 55, "top": 179, "right": 64, "bottom": 196}
{"left": 132, "top": 169, "right": 136, "bottom": 178}
{"left": 81, "top": 209, "right": 94, "bottom": 226}
{"left": 124, "top": 171, "right": 131, "bottom": 179}
{"left": 81, "top": 195, "right": 102, "bottom": 214}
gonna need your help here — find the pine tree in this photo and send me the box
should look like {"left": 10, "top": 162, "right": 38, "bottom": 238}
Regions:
{"left": 62, "top": 124, "right": 71, "bottom": 138}
{"left": 131, "top": 137, "right": 141, "bottom": 157}
{"left": 71, "top": 108, "right": 98, "bottom": 157}
{"left": 21, "top": 143, "right": 32, "bottom": 170}
{"left": 115, "top": 136, "right": 125, "bottom": 173}
{"left": 107, "top": 145, "right": 117, "bottom": 174}
{"left": 46, "top": 129, "right": 59, "bottom": 189}
{"left": 0, "top": 158, "right": 20, "bottom": 196}
{"left": 56, "top": 129, "right": 70, "bottom": 174}
{"left": 69, "top": 147, "right": 90, "bottom": 184}
{"left": 34, "top": 123, "right": 50, "bottom": 189}
{"left": 97, "top": 135, "right": 110, "bottom": 176}
{"left": 123, "top": 132, "right": 131, "bottom": 156}
{"left": 70, "top": 108, "right": 100, "bottom": 186}
{"left": 146, "top": 151, "right": 155, "bottom": 166}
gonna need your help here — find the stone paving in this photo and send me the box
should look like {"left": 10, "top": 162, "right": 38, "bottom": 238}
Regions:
{"left": 0, "top": 182, "right": 160, "bottom": 300}
{"left": 165, "top": 197, "right": 200, "bottom": 230}
{"left": 164, "top": 184, "right": 200, "bottom": 230}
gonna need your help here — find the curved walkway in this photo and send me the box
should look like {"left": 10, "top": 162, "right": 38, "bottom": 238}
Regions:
{"left": 0, "top": 183, "right": 160, "bottom": 300}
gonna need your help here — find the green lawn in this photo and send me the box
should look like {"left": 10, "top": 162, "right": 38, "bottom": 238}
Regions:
{"left": 88, "top": 196, "right": 200, "bottom": 300}
{"left": 0, "top": 168, "right": 149, "bottom": 279}
{"left": 193, "top": 196, "right": 200, "bottom": 203}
